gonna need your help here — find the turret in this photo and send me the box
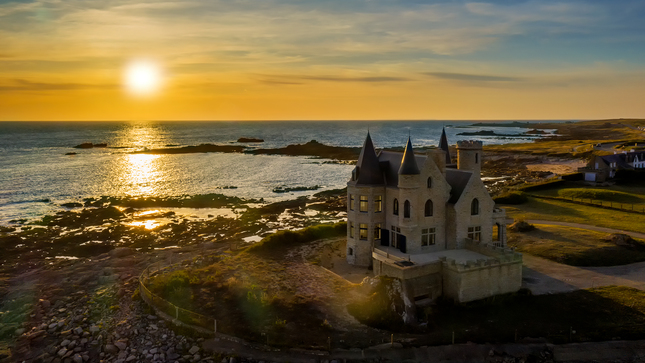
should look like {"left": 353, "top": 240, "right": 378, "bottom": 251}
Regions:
{"left": 457, "top": 140, "right": 483, "bottom": 177}
{"left": 438, "top": 127, "right": 451, "bottom": 164}
{"left": 351, "top": 132, "right": 384, "bottom": 185}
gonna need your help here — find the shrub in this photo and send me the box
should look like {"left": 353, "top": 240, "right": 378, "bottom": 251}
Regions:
{"left": 493, "top": 191, "right": 528, "bottom": 204}
{"left": 247, "top": 222, "right": 346, "bottom": 255}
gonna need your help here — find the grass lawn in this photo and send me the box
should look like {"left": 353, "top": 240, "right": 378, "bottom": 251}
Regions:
{"left": 507, "top": 224, "right": 645, "bottom": 266}
{"left": 416, "top": 286, "right": 645, "bottom": 345}
{"left": 502, "top": 197, "right": 645, "bottom": 233}
{"left": 529, "top": 185, "right": 645, "bottom": 210}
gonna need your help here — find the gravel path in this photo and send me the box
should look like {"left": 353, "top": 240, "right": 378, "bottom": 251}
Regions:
{"left": 521, "top": 220, "right": 645, "bottom": 295}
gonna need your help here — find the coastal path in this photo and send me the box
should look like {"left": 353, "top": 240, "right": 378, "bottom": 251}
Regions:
{"left": 521, "top": 220, "right": 645, "bottom": 295}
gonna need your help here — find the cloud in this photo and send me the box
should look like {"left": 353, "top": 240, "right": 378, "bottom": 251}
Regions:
{"left": 424, "top": 72, "right": 523, "bottom": 82}
{"left": 256, "top": 74, "right": 411, "bottom": 85}
{"left": 0, "top": 78, "right": 116, "bottom": 91}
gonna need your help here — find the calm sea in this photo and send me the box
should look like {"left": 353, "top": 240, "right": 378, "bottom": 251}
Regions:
{"left": 0, "top": 120, "right": 563, "bottom": 224}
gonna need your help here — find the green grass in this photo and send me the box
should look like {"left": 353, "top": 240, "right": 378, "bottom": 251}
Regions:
{"left": 508, "top": 224, "right": 645, "bottom": 266}
{"left": 502, "top": 197, "right": 645, "bottom": 233}
{"left": 246, "top": 221, "right": 346, "bottom": 257}
{"left": 353, "top": 285, "right": 645, "bottom": 345}
{"left": 531, "top": 187, "right": 645, "bottom": 205}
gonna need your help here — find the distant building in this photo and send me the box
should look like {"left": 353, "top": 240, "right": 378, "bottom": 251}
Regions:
{"left": 580, "top": 150, "right": 645, "bottom": 182}
{"left": 346, "top": 130, "right": 522, "bottom": 306}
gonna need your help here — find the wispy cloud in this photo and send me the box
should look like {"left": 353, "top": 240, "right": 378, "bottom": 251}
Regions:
{"left": 256, "top": 74, "right": 411, "bottom": 85}
{"left": 424, "top": 72, "right": 523, "bottom": 82}
{"left": 0, "top": 78, "right": 116, "bottom": 92}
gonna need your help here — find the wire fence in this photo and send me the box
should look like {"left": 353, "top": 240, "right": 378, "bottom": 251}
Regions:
{"left": 139, "top": 262, "right": 218, "bottom": 335}
{"left": 528, "top": 194, "right": 645, "bottom": 214}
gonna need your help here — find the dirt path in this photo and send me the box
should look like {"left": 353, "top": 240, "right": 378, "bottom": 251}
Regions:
{"left": 525, "top": 220, "right": 645, "bottom": 239}
{"left": 521, "top": 220, "right": 645, "bottom": 294}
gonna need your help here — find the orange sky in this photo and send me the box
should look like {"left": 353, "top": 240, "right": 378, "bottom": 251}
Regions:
{"left": 1, "top": 0, "right": 644, "bottom": 121}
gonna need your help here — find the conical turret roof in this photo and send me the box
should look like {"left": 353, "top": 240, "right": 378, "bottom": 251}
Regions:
{"left": 439, "top": 127, "right": 451, "bottom": 164}
{"left": 354, "top": 132, "right": 385, "bottom": 185}
{"left": 398, "top": 137, "right": 420, "bottom": 175}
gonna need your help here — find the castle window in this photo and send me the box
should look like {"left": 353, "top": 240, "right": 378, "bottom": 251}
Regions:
{"left": 359, "top": 224, "right": 368, "bottom": 240}
{"left": 421, "top": 228, "right": 436, "bottom": 246}
{"left": 359, "top": 195, "right": 368, "bottom": 212}
{"left": 374, "top": 223, "right": 382, "bottom": 241}
{"left": 349, "top": 221, "right": 354, "bottom": 238}
{"left": 349, "top": 194, "right": 354, "bottom": 211}
{"left": 393, "top": 199, "right": 399, "bottom": 215}
{"left": 471, "top": 198, "right": 479, "bottom": 215}
{"left": 391, "top": 226, "right": 401, "bottom": 248}
{"left": 468, "top": 226, "right": 481, "bottom": 241}
{"left": 404, "top": 200, "right": 410, "bottom": 218}
{"left": 475, "top": 153, "right": 479, "bottom": 164}
{"left": 427, "top": 177, "right": 432, "bottom": 188}
{"left": 374, "top": 195, "right": 382, "bottom": 212}
{"left": 424, "top": 199, "right": 433, "bottom": 217}
{"left": 348, "top": 247, "right": 353, "bottom": 256}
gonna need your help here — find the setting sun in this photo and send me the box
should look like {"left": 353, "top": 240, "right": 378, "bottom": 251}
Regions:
{"left": 124, "top": 60, "right": 162, "bottom": 96}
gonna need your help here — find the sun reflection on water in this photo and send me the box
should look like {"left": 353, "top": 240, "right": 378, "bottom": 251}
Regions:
{"left": 125, "top": 154, "right": 162, "bottom": 196}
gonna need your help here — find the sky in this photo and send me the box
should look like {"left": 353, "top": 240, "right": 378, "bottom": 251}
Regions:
{"left": 1, "top": 0, "right": 645, "bottom": 121}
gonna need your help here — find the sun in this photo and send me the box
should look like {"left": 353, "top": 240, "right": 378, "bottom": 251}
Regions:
{"left": 124, "top": 60, "right": 163, "bottom": 96}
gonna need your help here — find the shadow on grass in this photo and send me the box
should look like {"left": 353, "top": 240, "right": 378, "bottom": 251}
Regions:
{"left": 413, "top": 286, "right": 645, "bottom": 346}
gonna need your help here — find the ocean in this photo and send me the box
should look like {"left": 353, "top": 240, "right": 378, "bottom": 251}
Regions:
{"left": 0, "top": 120, "right": 560, "bottom": 225}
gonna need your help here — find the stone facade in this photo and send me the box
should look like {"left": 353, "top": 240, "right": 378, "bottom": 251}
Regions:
{"left": 347, "top": 130, "right": 521, "bottom": 304}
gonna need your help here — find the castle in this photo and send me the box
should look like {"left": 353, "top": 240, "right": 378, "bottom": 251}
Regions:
{"left": 346, "top": 129, "right": 522, "bottom": 304}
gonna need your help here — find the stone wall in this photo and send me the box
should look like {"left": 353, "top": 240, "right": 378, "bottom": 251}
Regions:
{"left": 441, "top": 244, "right": 523, "bottom": 303}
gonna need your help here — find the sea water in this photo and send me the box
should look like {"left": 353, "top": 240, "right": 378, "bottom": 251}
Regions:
{"left": 0, "top": 120, "right": 563, "bottom": 224}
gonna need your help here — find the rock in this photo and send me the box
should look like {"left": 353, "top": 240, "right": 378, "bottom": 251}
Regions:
{"left": 114, "top": 340, "right": 127, "bottom": 351}
{"left": 126, "top": 355, "right": 137, "bottom": 362}
{"left": 149, "top": 348, "right": 157, "bottom": 354}
{"left": 72, "top": 354, "right": 83, "bottom": 363}
{"left": 605, "top": 233, "right": 641, "bottom": 248}
{"left": 509, "top": 220, "right": 535, "bottom": 232}
{"left": 147, "top": 315, "right": 157, "bottom": 320}
{"left": 41, "top": 299, "right": 52, "bottom": 308}
{"left": 61, "top": 339, "right": 71, "bottom": 346}
{"left": 104, "top": 344, "right": 118, "bottom": 354}
{"left": 15, "top": 328, "right": 26, "bottom": 335}
{"left": 237, "top": 137, "right": 264, "bottom": 143}
{"left": 89, "top": 326, "right": 100, "bottom": 334}
{"left": 49, "top": 323, "right": 58, "bottom": 329}
{"left": 73, "top": 143, "right": 94, "bottom": 149}
{"left": 110, "top": 247, "right": 134, "bottom": 258}
{"left": 188, "top": 345, "right": 199, "bottom": 355}
{"left": 73, "top": 327, "right": 83, "bottom": 335}
{"left": 57, "top": 348, "right": 67, "bottom": 357}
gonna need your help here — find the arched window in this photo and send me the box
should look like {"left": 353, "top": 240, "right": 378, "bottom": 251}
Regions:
{"left": 348, "top": 247, "right": 354, "bottom": 256}
{"left": 393, "top": 199, "right": 399, "bottom": 215}
{"left": 424, "top": 199, "right": 433, "bottom": 217}
{"left": 471, "top": 198, "right": 479, "bottom": 215}
{"left": 404, "top": 200, "right": 411, "bottom": 218}
{"left": 427, "top": 177, "right": 432, "bottom": 188}
{"left": 475, "top": 153, "right": 479, "bottom": 164}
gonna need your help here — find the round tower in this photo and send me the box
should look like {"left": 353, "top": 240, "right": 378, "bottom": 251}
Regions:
{"left": 347, "top": 132, "right": 386, "bottom": 267}
{"left": 456, "top": 140, "right": 483, "bottom": 177}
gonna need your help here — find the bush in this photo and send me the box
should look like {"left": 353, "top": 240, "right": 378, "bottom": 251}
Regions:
{"left": 493, "top": 191, "right": 528, "bottom": 204}
{"left": 247, "top": 222, "right": 346, "bottom": 255}
{"left": 509, "top": 220, "right": 535, "bottom": 232}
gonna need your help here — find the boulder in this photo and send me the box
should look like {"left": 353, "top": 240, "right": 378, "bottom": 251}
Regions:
{"left": 109, "top": 247, "right": 134, "bottom": 258}
{"left": 604, "top": 233, "right": 642, "bottom": 249}
{"left": 509, "top": 220, "right": 535, "bottom": 232}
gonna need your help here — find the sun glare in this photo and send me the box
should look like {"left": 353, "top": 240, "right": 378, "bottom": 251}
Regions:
{"left": 124, "top": 60, "right": 163, "bottom": 96}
